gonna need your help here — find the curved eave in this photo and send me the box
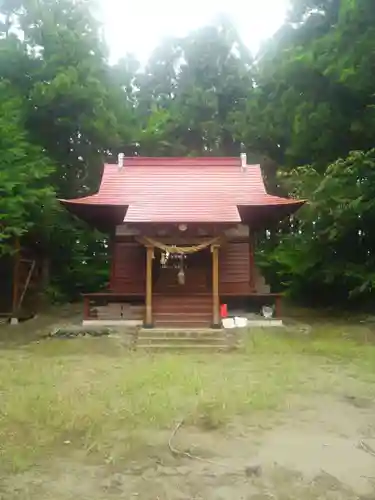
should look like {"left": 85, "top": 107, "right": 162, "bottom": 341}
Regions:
{"left": 59, "top": 197, "right": 306, "bottom": 231}
{"left": 239, "top": 200, "right": 306, "bottom": 228}
{"left": 59, "top": 199, "right": 127, "bottom": 233}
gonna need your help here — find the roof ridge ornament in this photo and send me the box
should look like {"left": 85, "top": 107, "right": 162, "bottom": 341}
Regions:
{"left": 240, "top": 152, "right": 247, "bottom": 172}
{"left": 118, "top": 153, "right": 125, "bottom": 169}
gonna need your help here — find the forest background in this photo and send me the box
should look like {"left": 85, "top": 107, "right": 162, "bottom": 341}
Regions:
{"left": 1, "top": 0, "right": 374, "bottom": 307}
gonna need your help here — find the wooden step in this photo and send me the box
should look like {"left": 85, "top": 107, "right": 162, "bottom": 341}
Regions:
{"left": 153, "top": 313, "right": 212, "bottom": 328}
{"left": 153, "top": 307, "right": 212, "bottom": 313}
{"left": 153, "top": 303, "right": 212, "bottom": 311}
{"left": 153, "top": 297, "right": 212, "bottom": 304}
{"left": 153, "top": 316, "right": 212, "bottom": 324}
{"left": 154, "top": 318, "right": 212, "bottom": 326}
{"left": 153, "top": 309, "right": 212, "bottom": 315}
{"left": 154, "top": 295, "right": 211, "bottom": 299}
{"left": 153, "top": 314, "right": 212, "bottom": 322}
{"left": 152, "top": 294, "right": 213, "bottom": 328}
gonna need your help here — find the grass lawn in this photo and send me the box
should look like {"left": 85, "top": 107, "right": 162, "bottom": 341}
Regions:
{"left": 0, "top": 314, "right": 375, "bottom": 498}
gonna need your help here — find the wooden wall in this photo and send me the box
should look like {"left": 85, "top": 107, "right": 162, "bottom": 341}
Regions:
{"left": 110, "top": 240, "right": 145, "bottom": 294}
{"left": 219, "top": 241, "right": 251, "bottom": 294}
{"left": 110, "top": 236, "right": 261, "bottom": 296}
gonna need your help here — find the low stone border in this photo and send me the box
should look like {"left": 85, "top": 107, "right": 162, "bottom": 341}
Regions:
{"left": 46, "top": 325, "right": 113, "bottom": 339}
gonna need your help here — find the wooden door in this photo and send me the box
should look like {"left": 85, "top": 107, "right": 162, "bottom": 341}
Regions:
{"left": 154, "top": 250, "right": 211, "bottom": 294}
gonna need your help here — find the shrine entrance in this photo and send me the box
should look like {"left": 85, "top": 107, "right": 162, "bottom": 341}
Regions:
{"left": 140, "top": 236, "right": 222, "bottom": 328}
{"left": 153, "top": 248, "right": 212, "bottom": 294}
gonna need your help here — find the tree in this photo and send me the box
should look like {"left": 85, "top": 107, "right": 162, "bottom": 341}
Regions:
{"left": 247, "top": 0, "right": 375, "bottom": 303}
{"left": 136, "top": 19, "right": 254, "bottom": 156}
{"left": 0, "top": 0, "right": 136, "bottom": 297}
{"left": 262, "top": 149, "right": 375, "bottom": 302}
{"left": 2, "top": 0, "right": 375, "bottom": 306}
{"left": 0, "top": 83, "right": 54, "bottom": 253}
{"left": 1, "top": 0, "right": 136, "bottom": 198}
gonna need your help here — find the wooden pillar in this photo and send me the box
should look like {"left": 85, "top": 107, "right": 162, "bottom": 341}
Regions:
{"left": 249, "top": 231, "right": 255, "bottom": 292}
{"left": 212, "top": 244, "right": 220, "bottom": 328}
{"left": 275, "top": 295, "right": 282, "bottom": 318}
{"left": 109, "top": 232, "right": 116, "bottom": 291}
{"left": 83, "top": 296, "right": 90, "bottom": 320}
{"left": 145, "top": 245, "right": 154, "bottom": 327}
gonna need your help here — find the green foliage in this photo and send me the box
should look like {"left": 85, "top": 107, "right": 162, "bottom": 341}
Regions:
{"left": 245, "top": 0, "right": 375, "bottom": 304}
{"left": 1, "top": 0, "right": 375, "bottom": 305}
{"left": 0, "top": 0, "right": 134, "bottom": 297}
{"left": 0, "top": 83, "right": 54, "bottom": 251}
{"left": 262, "top": 150, "right": 375, "bottom": 302}
{"left": 133, "top": 20, "right": 253, "bottom": 156}
{"left": 48, "top": 221, "right": 110, "bottom": 300}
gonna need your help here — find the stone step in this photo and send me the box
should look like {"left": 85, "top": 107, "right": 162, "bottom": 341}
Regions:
{"left": 139, "top": 327, "right": 224, "bottom": 335}
{"left": 137, "top": 336, "right": 227, "bottom": 345}
{"left": 154, "top": 320, "right": 212, "bottom": 325}
{"left": 153, "top": 318, "right": 212, "bottom": 325}
{"left": 138, "top": 330, "right": 225, "bottom": 340}
{"left": 154, "top": 323, "right": 211, "bottom": 329}
{"left": 135, "top": 344, "right": 233, "bottom": 351}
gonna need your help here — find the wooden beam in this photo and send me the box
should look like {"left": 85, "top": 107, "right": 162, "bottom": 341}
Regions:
{"left": 145, "top": 245, "right": 154, "bottom": 327}
{"left": 17, "top": 260, "right": 36, "bottom": 310}
{"left": 212, "top": 245, "right": 220, "bottom": 327}
{"left": 137, "top": 235, "right": 222, "bottom": 247}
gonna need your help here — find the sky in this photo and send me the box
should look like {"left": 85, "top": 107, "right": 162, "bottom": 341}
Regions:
{"left": 100, "top": 0, "right": 290, "bottom": 64}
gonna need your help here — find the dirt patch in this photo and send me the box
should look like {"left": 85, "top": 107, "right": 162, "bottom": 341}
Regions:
{"left": 1, "top": 395, "right": 374, "bottom": 499}
{"left": 254, "top": 396, "right": 375, "bottom": 497}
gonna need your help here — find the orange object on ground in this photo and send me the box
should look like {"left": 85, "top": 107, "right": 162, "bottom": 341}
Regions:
{"left": 220, "top": 304, "right": 228, "bottom": 318}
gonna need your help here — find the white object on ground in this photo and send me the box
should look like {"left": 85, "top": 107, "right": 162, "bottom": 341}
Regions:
{"left": 261, "top": 305, "right": 274, "bottom": 318}
{"left": 222, "top": 318, "right": 236, "bottom": 329}
{"left": 234, "top": 317, "right": 248, "bottom": 328}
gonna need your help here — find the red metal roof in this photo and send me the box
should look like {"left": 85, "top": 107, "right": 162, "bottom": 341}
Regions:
{"left": 125, "top": 201, "right": 241, "bottom": 223}
{"left": 61, "top": 157, "right": 304, "bottom": 223}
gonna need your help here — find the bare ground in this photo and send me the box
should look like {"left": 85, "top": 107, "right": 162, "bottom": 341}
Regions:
{"left": 3, "top": 394, "right": 375, "bottom": 499}
{"left": 0, "top": 310, "right": 375, "bottom": 499}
